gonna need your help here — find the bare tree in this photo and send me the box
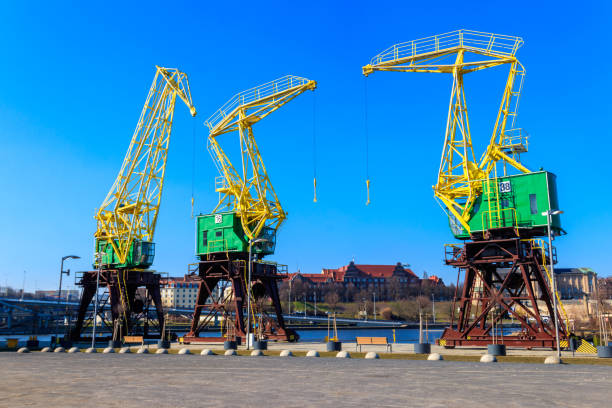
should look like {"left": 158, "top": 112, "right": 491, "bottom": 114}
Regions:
{"left": 324, "top": 291, "right": 340, "bottom": 311}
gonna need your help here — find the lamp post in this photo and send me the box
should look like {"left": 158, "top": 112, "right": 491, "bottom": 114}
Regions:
{"left": 58, "top": 255, "right": 80, "bottom": 344}
{"left": 288, "top": 273, "right": 298, "bottom": 315}
{"left": 246, "top": 238, "right": 268, "bottom": 350}
{"left": 91, "top": 252, "right": 103, "bottom": 349}
{"left": 542, "top": 209, "right": 563, "bottom": 360}
{"left": 432, "top": 293, "right": 435, "bottom": 324}
{"left": 373, "top": 291, "right": 376, "bottom": 320}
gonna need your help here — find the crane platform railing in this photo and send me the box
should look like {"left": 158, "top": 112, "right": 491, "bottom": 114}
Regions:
{"left": 205, "top": 75, "right": 311, "bottom": 132}
{"left": 530, "top": 238, "right": 569, "bottom": 329}
{"left": 367, "top": 29, "right": 523, "bottom": 67}
{"left": 500, "top": 128, "right": 529, "bottom": 154}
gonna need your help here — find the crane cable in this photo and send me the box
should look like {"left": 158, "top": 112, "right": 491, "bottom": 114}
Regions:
{"left": 364, "top": 77, "right": 371, "bottom": 205}
{"left": 191, "top": 118, "right": 196, "bottom": 218}
{"left": 312, "top": 92, "right": 317, "bottom": 203}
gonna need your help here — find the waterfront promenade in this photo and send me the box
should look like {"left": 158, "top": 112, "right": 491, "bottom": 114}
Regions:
{"left": 1, "top": 352, "right": 610, "bottom": 407}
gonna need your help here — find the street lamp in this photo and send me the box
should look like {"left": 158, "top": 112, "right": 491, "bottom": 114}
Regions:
{"left": 58, "top": 255, "right": 80, "bottom": 345}
{"left": 432, "top": 293, "right": 435, "bottom": 324}
{"left": 288, "top": 273, "right": 298, "bottom": 315}
{"left": 246, "top": 238, "right": 268, "bottom": 350}
{"left": 542, "top": 209, "right": 563, "bottom": 360}
{"left": 92, "top": 251, "right": 103, "bottom": 349}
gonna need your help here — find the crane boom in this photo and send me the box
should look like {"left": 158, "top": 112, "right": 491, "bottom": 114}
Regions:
{"left": 363, "top": 30, "right": 530, "bottom": 234}
{"left": 94, "top": 66, "right": 196, "bottom": 268}
{"left": 205, "top": 75, "right": 316, "bottom": 242}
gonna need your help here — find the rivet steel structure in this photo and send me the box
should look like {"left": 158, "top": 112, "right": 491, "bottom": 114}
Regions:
{"left": 364, "top": 30, "right": 568, "bottom": 348}
{"left": 71, "top": 66, "right": 196, "bottom": 342}
{"left": 183, "top": 76, "right": 315, "bottom": 343}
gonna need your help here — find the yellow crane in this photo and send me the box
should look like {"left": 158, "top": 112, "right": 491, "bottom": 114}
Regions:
{"left": 202, "top": 75, "right": 316, "bottom": 251}
{"left": 363, "top": 30, "right": 530, "bottom": 235}
{"left": 94, "top": 66, "right": 196, "bottom": 268}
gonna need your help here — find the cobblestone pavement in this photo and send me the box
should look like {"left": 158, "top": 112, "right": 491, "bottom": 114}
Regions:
{"left": 1, "top": 353, "right": 610, "bottom": 407}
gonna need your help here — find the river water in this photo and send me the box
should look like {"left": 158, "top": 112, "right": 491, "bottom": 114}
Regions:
{"left": 2, "top": 328, "right": 443, "bottom": 346}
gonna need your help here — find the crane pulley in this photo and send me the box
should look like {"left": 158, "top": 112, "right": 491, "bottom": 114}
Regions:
{"left": 204, "top": 75, "right": 316, "bottom": 244}
{"left": 94, "top": 66, "right": 196, "bottom": 268}
{"left": 363, "top": 30, "right": 530, "bottom": 234}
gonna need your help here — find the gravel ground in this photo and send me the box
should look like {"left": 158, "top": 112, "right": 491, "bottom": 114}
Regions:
{"left": 1, "top": 352, "right": 610, "bottom": 407}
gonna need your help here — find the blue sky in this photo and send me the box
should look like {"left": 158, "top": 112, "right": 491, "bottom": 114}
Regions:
{"left": 0, "top": 1, "right": 610, "bottom": 292}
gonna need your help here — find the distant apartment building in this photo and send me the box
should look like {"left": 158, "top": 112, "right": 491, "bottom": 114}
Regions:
{"left": 160, "top": 276, "right": 201, "bottom": 309}
{"left": 290, "top": 261, "right": 443, "bottom": 290}
{"left": 35, "top": 289, "right": 80, "bottom": 301}
{"left": 0, "top": 286, "right": 8, "bottom": 296}
{"left": 554, "top": 267, "right": 598, "bottom": 299}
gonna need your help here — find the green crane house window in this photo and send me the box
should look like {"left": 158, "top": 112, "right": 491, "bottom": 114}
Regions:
{"left": 529, "top": 194, "right": 538, "bottom": 214}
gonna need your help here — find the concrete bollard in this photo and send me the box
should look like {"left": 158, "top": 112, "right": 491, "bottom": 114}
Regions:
{"left": 480, "top": 354, "right": 497, "bottom": 363}
{"left": 306, "top": 350, "right": 320, "bottom": 357}
{"left": 137, "top": 347, "right": 149, "bottom": 354}
{"left": 85, "top": 347, "right": 97, "bottom": 353}
{"left": 102, "top": 347, "right": 115, "bottom": 354}
{"left": 200, "top": 349, "right": 214, "bottom": 356}
{"left": 178, "top": 348, "right": 191, "bottom": 355}
{"left": 119, "top": 347, "right": 131, "bottom": 354}
{"left": 17, "top": 347, "right": 30, "bottom": 353}
{"left": 365, "top": 352, "right": 379, "bottom": 359}
{"left": 224, "top": 349, "right": 237, "bottom": 356}
{"left": 336, "top": 351, "right": 350, "bottom": 358}
{"left": 279, "top": 350, "right": 293, "bottom": 357}
{"left": 40, "top": 347, "right": 52, "bottom": 352}
{"left": 68, "top": 347, "right": 80, "bottom": 354}
{"left": 414, "top": 343, "right": 431, "bottom": 354}
{"left": 54, "top": 347, "right": 66, "bottom": 353}
{"left": 250, "top": 349, "right": 264, "bottom": 357}
{"left": 155, "top": 348, "right": 167, "bottom": 354}
{"left": 427, "top": 353, "right": 444, "bottom": 361}
{"left": 544, "top": 355, "right": 562, "bottom": 364}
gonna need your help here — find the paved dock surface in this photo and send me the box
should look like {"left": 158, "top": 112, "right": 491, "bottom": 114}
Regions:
{"left": 1, "top": 353, "right": 610, "bottom": 407}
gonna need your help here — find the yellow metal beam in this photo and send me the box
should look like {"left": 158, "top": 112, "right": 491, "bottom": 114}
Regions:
{"left": 363, "top": 30, "right": 530, "bottom": 233}
{"left": 94, "top": 66, "right": 196, "bottom": 265}
{"left": 205, "top": 76, "right": 316, "bottom": 240}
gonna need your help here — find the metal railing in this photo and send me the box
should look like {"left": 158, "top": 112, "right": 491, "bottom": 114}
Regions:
{"left": 369, "top": 29, "right": 524, "bottom": 66}
{"left": 500, "top": 128, "right": 529, "bottom": 153}
{"left": 529, "top": 239, "right": 568, "bottom": 328}
{"left": 482, "top": 207, "right": 518, "bottom": 230}
{"left": 205, "top": 75, "right": 311, "bottom": 132}
{"left": 444, "top": 244, "right": 464, "bottom": 262}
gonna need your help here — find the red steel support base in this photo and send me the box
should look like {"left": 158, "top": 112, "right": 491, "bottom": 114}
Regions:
{"left": 439, "top": 233, "right": 567, "bottom": 349}
{"left": 183, "top": 253, "right": 298, "bottom": 344}
{"left": 70, "top": 270, "right": 164, "bottom": 341}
